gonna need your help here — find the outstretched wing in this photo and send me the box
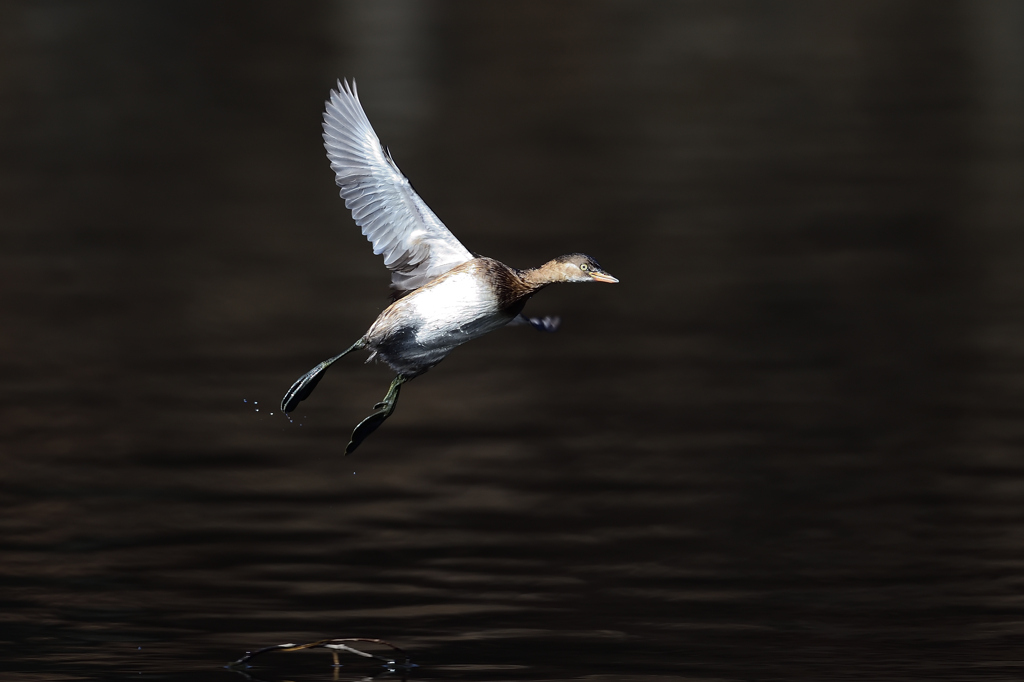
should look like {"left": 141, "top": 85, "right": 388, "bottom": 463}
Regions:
{"left": 509, "top": 314, "right": 561, "bottom": 332}
{"left": 322, "top": 80, "right": 474, "bottom": 294}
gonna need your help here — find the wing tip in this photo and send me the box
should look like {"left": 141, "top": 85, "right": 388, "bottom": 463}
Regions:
{"left": 318, "top": 77, "right": 475, "bottom": 292}
{"left": 330, "top": 77, "right": 358, "bottom": 103}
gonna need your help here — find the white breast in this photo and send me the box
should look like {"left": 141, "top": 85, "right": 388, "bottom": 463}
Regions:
{"left": 408, "top": 269, "right": 502, "bottom": 344}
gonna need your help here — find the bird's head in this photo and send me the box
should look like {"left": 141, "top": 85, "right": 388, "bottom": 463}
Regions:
{"left": 545, "top": 253, "right": 619, "bottom": 284}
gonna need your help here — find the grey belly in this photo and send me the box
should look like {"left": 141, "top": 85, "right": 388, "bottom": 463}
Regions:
{"left": 369, "top": 313, "right": 516, "bottom": 377}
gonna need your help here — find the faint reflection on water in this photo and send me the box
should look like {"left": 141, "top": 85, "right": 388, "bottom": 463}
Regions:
{"left": 3, "top": 1, "right": 1024, "bottom": 681}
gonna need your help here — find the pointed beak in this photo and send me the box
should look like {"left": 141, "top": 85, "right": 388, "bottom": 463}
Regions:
{"left": 589, "top": 271, "right": 619, "bottom": 283}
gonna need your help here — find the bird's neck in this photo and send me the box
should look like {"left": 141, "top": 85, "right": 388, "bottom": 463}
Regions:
{"left": 518, "top": 259, "right": 565, "bottom": 287}
{"left": 476, "top": 258, "right": 548, "bottom": 310}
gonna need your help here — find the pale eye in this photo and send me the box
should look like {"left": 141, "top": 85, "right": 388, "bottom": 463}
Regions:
{"left": 580, "top": 263, "right": 590, "bottom": 271}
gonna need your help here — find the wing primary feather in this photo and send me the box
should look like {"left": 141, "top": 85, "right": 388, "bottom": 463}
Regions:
{"left": 322, "top": 79, "right": 474, "bottom": 292}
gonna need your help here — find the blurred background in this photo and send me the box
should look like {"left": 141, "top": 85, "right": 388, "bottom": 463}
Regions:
{"left": 3, "top": 1, "right": 1024, "bottom": 679}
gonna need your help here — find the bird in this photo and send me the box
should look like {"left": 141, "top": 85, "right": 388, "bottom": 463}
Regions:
{"left": 281, "top": 80, "right": 618, "bottom": 454}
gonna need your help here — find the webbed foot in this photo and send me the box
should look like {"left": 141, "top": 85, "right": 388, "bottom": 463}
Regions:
{"left": 346, "top": 375, "right": 407, "bottom": 455}
{"left": 280, "top": 339, "right": 366, "bottom": 413}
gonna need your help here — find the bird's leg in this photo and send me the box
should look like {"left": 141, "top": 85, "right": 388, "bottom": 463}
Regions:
{"left": 346, "top": 375, "right": 407, "bottom": 455}
{"left": 280, "top": 338, "right": 366, "bottom": 413}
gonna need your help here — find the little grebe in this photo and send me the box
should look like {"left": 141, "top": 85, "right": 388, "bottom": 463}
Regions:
{"left": 281, "top": 80, "right": 618, "bottom": 453}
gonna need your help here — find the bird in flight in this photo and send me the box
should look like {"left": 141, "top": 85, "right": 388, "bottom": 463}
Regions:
{"left": 281, "top": 80, "right": 618, "bottom": 454}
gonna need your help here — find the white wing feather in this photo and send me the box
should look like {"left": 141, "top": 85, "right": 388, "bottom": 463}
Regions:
{"left": 322, "top": 80, "right": 474, "bottom": 293}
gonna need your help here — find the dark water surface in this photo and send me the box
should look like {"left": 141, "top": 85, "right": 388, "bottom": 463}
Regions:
{"left": 4, "top": 1, "right": 1024, "bottom": 680}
